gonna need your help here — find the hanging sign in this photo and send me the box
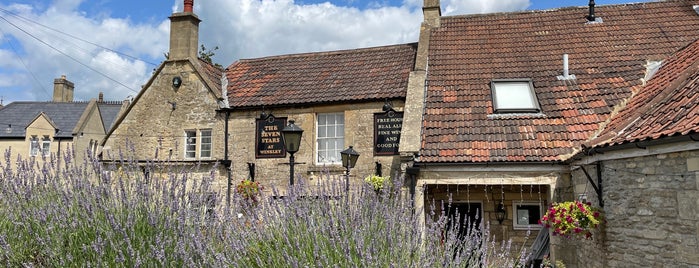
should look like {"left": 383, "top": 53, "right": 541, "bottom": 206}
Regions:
{"left": 374, "top": 111, "right": 403, "bottom": 155}
{"left": 255, "top": 116, "right": 287, "bottom": 158}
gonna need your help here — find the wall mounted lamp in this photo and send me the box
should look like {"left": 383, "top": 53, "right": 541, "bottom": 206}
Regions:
{"left": 382, "top": 99, "right": 394, "bottom": 112}
{"left": 172, "top": 76, "right": 182, "bottom": 88}
{"left": 496, "top": 202, "right": 506, "bottom": 224}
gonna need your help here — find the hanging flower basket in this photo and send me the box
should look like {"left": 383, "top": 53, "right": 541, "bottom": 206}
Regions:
{"left": 236, "top": 179, "right": 263, "bottom": 204}
{"left": 539, "top": 200, "right": 602, "bottom": 239}
{"left": 364, "top": 175, "right": 390, "bottom": 193}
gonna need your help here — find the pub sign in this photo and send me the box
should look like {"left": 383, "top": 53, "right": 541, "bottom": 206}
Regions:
{"left": 374, "top": 111, "right": 403, "bottom": 155}
{"left": 255, "top": 116, "right": 287, "bottom": 158}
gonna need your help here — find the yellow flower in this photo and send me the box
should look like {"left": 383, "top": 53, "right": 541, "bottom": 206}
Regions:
{"left": 364, "top": 175, "right": 390, "bottom": 191}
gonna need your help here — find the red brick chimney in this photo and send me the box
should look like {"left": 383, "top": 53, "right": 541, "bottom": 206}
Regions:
{"left": 169, "top": 0, "right": 200, "bottom": 60}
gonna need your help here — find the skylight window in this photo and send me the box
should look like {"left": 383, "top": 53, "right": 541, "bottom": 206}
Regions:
{"left": 491, "top": 79, "right": 540, "bottom": 113}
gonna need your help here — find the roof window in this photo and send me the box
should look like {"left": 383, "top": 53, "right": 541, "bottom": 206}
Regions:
{"left": 491, "top": 79, "right": 540, "bottom": 113}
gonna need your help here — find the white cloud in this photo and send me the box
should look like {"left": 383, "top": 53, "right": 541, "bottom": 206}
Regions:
{"left": 0, "top": 1, "right": 168, "bottom": 102}
{"left": 0, "top": 0, "right": 531, "bottom": 103}
{"left": 441, "top": 0, "right": 530, "bottom": 15}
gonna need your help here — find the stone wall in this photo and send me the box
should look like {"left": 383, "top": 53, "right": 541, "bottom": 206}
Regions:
{"left": 560, "top": 149, "right": 699, "bottom": 267}
{"left": 227, "top": 101, "right": 404, "bottom": 196}
{"left": 102, "top": 59, "right": 226, "bottom": 190}
{"left": 103, "top": 60, "right": 224, "bottom": 163}
{"left": 553, "top": 166, "right": 606, "bottom": 268}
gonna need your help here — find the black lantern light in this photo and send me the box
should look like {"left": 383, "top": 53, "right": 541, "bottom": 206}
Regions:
{"left": 496, "top": 202, "right": 506, "bottom": 224}
{"left": 281, "top": 120, "right": 303, "bottom": 186}
{"left": 340, "top": 146, "right": 360, "bottom": 191}
{"left": 172, "top": 76, "right": 182, "bottom": 88}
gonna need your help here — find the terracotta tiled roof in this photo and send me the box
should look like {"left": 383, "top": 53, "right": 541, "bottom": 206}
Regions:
{"left": 419, "top": 0, "right": 699, "bottom": 163}
{"left": 197, "top": 58, "right": 224, "bottom": 97}
{"left": 591, "top": 38, "right": 699, "bottom": 147}
{"left": 225, "top": 43, "right": 417, "bottom": 108}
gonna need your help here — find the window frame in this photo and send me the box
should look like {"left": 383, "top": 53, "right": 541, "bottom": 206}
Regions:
{"left": 512, "top": 201, "right": 544, "bottom": 230}
{"left": 41, "top": 136, "right": 51, "bottom": 156}
{"left": 491, "top": 79, "right": 541, "bottom": 113}
{"left": 199, "top": 129, "right": 212, "bottom": 158}
{"left": 316, "top": 112, "right": 345, "bottom": 165}
{"left": 184, "top": 130, "right": 197, "bottom": 159}
{"left": 29, "top": 135, "right": 40, "bottom": 157}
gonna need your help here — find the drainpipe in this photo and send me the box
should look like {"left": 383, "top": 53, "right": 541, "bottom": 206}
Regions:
{"left": 596, "top": 161, "right": 603, "bottom": 207}
{"left": 224, "top": 110, "right": 232, "bottom": 207}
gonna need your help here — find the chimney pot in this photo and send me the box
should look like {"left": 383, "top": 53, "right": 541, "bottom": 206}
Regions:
{"left": 184, "top": 0, "right": 194, "bottom": 12}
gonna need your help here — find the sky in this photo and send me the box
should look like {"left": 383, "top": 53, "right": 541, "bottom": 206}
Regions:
{"left": 0, "top": 0, "right": 652, "bottom": 104}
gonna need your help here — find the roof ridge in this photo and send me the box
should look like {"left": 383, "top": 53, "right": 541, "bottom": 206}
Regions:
{"left": 441, "top": 0, "right": 674, "bottom": 20}
{"left": 235, "top": 42, "right": 418, "bottom": 63}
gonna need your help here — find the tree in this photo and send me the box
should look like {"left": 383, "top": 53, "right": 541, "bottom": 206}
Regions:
{"left": 199, "top": 44, "right": 223, "bottom": 68}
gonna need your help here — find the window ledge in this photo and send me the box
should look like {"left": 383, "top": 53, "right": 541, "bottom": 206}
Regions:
{"left": 307, "top": 165, "right": 345, "bottom": 174}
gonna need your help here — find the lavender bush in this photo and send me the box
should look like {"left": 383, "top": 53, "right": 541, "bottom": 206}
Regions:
{"left": 0, "top": 148, "right": 530, "bottom": 267}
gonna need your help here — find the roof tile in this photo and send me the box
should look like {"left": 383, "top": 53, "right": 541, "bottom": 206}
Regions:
{"left": 419, "top": 1, "right": 699, "bottom": 163}
{"left": 225, "top": 43, "right": 417, "bottom": 108}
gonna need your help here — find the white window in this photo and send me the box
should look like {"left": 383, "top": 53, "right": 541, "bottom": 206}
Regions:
{"left": 185, "top": 130, "right": 197, "bottom": 159}
{"left": 316, "top": 113, "right": 344, "bottom": 164}
{"left": 29, "top": 136, "right": 40, "bottom": 156}
{"left": 513, "top": 202, "right": 543, "bottom": 230}
{"left": 491, "top": 79, "right": 540, "bottom": 113}
{"left": 200, "top": 129, "right": 212, "bottom": 158}
{"left": 41, "top": 136, "right": 51, "bottom": 156}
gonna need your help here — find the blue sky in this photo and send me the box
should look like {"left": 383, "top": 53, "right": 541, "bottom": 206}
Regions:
{"left": 0, "top": 0, "right": 650, "bottom": 104}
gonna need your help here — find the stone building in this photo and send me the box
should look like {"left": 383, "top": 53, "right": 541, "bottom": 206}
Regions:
{"left": 221, "top": 43, "right": 416, "bottom": 195}
{"left": 102, "top": 0, "right": 415, "bottom": 204}
{"left": 0, "top": 76, "right": 122, "bottom": 167}
{"left": 558, "top": 37, "right": 699, "bottom": 267}
{"left": 101, "top": 0, "right": 699, "bottom": 266}
{"left": 403, "top": 0, "right": 699, "bottom": 266}
{"left": 101, "top": 0, "right": 226, "bottom": 190}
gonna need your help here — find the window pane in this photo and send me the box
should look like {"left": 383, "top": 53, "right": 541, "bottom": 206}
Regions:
{"left": 316, "top": 113, "right": 344, "bottom": 164}
{"left": 318, "top": 125, "right": 327, "bottom": 138}
{"left": 318, "top": 114, "right": 328, "bottom": 125}
{"left": 514, "top": 203, "right": 542, "bottom": 229}
{"left": 493, "top": 81, "right": 537, "bottom": 111}
{"left": 336, "top": 124, "right": 344, "bottom": 137}
{"left": 30, "top": 136, "right": 39, "bottom": 156}
{"left": 336, "top": 114, "right": 344, "bottom": 125}
{"left": 185, "top": 130, "right": 196, "bottom": 158}
{"left": 42, "top": 137, "right": 51, "bottom": 156}
{"left": 200, "top": 129, "right": 212, "bottom": 158}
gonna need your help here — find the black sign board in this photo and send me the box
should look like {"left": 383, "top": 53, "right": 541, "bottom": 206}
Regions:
{"left": 374, "top": 112, "right": 403, "bottom": 155}
{"left": 255, "top": 116, "right": 287, "bottom": 158}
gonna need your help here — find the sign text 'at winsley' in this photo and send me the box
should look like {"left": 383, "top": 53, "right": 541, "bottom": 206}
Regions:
{"left": 374, "top": 112, "right": 403, "bottom": 155}
{"left": 255, "top": 116, "right": 287, "bottom": 158}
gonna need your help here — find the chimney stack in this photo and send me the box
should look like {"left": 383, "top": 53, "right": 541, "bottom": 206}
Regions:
{"left": 169, "top": 0, "right": 201, "bottom": 60}
{"left": 98, "top": 92, "right": 104, "bottom": 102}
{"left": 53, "top": 75, "right": 74, "bottom": 102}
